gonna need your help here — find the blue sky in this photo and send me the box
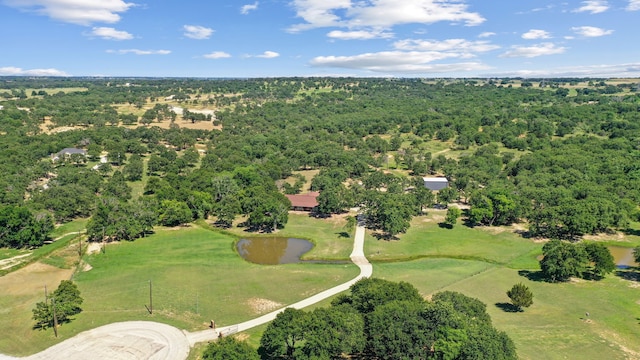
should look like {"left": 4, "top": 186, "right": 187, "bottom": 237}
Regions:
{"left": 1, "top": 0, "right": 639, "bottom": 78}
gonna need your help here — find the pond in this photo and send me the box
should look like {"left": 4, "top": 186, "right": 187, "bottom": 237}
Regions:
{"left": 236, "top": 237, "right": 314, "bottom": 265}
{"left": 608, "top": 246, "right": 638, "bottom": 268}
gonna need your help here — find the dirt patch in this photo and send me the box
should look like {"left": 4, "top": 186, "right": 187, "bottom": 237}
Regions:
{"left": 582, "top": 231, "right": 628, "bottom": 242}
{"left": 246, "top": 298, "right": 283, "bottom": 314}
{"left": 477, "top": 226, "right": 507, "bottom": 234}
{"left": 81, "top": 261, "right": 93, "bottom": 272}
{"left": 86, "top": 242, "right": 102, "bottom": 255}
{"left": 0, "top": 262, "right": 73, "bottom": 296}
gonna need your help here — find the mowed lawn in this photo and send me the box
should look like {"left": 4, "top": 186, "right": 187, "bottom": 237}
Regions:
{"left": 368, "top": 212, "right": 640, "bottom": 360}
{"left": 376, "top": 259, "right": 640, "bottom": 360}
{"left": 0, "top": 223, "right": 358, "bottom": 356}
{"left": 75, "top": 225, "right": 358, "bottom": 328}
{"left": 366, "top": 211, "right": 542, "bottom": 268}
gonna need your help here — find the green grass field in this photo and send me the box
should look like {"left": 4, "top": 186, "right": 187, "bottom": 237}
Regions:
{"left": 366, "top": 211, "right": 542, "bottom": 268}
{"left": 0, "top": 222, "right": 358, "bottom": 356}
{"left": 2, "top": 212, "right": 640, "bottom": 359}
{"left": 374, "top": 259, "right": 640, "bottom": 360}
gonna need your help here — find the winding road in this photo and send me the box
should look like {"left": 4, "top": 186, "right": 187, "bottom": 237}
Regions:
{"left": 1, "top": 224, "right": 371, "bottom": 360}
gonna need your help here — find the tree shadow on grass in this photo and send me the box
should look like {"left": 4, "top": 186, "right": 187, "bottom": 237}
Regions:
{"left": 518, "top": 269, "right": 548, "bottom": 282}
{"left": 620, "top": 228, "right": 640, "bottom": 237}
{"left": 371, "top": 232, "right": 400, "bottom": 241}
{"left": 495, "top": 302, "right": 521, "bottom": 313}
{"left": 438, "top": 222, "right": 453, "bottom": 229}
{"left": 615, "top": 269, "right": 639, "bottom": 282}
{"left": 336, "top": 231, "right": 350, "bottom": 239}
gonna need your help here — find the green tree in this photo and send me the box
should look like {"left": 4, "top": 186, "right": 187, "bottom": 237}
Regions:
{"left": 334, "top": 278, "right": 423, "bottom": 314}
{"left": 634, "top": 246, "right": 640, "bottom": 263}
{"left": 444, "top": 207, "right": 461, "bottom": 227}
{"left": 506, "top": 283, "right": 533, "bottom": 311}
{"left": 584, "top": 242, "right": 615, "bottom": 278}
{"left": 202, "top": 336, "right": 259, "bottom": 360}
{"left": 540, "top": 240, "right": 589, "bottom": 282}
{"left": 432, "top": 291, "right": 491, "bottom": 325}
{"left": 32, "top": 280, "right": 83, "bottom": 329}
{"left": 246, "top": 192, "right": 290, "bottom": 231}
{"left": 315, "top": 185, "right": 348, "bottom": 215}
{"left": 102, "top": 171, "right": 132, "bottom": 200}
{"left": 123, "top": 154, "right": 144, "bottom": 181}
{"left": 259, "top": 308, "right": 307, "bottom": 359}
{"left": 0, "top": 205, "right": 53, "bottom": 248}
{"left": 158, "top": 200, "right": 193, "bottom": 227}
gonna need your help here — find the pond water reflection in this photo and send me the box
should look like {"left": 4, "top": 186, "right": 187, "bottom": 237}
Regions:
{"left": 608, "top": 246, "right": 638, "bottom": 268}
{"left": 236, "top": 237, "right": 313, "bottom": 265}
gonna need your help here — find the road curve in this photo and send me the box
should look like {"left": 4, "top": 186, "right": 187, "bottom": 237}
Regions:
{"left": 2, "top": 224, "right": 371, "bottom": 359}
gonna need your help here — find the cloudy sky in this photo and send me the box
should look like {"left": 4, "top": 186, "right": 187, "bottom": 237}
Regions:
{"left": 1, "top": 0, "right": 639, "bottom": 77}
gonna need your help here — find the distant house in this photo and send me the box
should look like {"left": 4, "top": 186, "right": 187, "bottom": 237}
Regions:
{"left": 0, "top": 105, "right": 4, "bottom": 110}
{"left": 285, "top": 192, "right": 320, "bottom": 211}
{"left": 52, "top": 148, "right": 86, "bottom": 162}
{"left": 423, "top": 177, "right": 449, "bottom": 191}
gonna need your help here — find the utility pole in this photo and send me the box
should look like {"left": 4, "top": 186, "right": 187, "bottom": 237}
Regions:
{"left": 77, "top": 233, "right": 82, "bottom": 258}
{"left": 149, "top": 280, "right": 153, "bottom": 314}
{"left": 51, "top": 297, "right": 59, "bottom": 338}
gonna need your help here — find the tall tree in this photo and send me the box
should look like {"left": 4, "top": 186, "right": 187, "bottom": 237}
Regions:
{"left": 539, "top": 240, "right": 589, "bottom": 282}
{"left": 507, "top": 283, "right": 533, "bottom": 311}
{"left": 32, "top": 280, "right": 83, "bottom": 329}
{"left": 584, "top": 242, "right": 615, "bottom": 278}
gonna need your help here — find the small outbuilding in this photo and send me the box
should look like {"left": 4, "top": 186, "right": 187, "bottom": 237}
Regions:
{"left": 285, "top": 192, "right": 320, "bottom": 211}
{"left": 423, "top": 177, "right": 449, "bottom": 191}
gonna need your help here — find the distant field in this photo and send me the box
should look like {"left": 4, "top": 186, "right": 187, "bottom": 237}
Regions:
{"left": 0, "top": 87, "right": 88, "bottom": 97}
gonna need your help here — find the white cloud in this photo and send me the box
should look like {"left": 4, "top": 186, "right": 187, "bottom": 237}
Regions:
{"left": 256, "top": 51, "right": 280, "bottom": 58}
{"left": 478, "top": 32, "right": 495, "bottom": 38}
{"left": 241, "top": 2, "right": 258, "bottom": 14}
{"left": 573, "top": 0, "right": 609, "bottom": 14}
{"left": 183, "top": 25, "right": 214, "bottom": 40}
{"left": 628, "top": 0, "right": 640, "bottom": 10}
{"left": 571, "top": 26, "right": 613, "bottom": 37}
{"left": 203, "top": 51, "right": 231, "bottom": 59}
{"left": 393, "top": 39, "right": 499, "bottom": 53}
{"left": 289, "top": 0, "right": 485, "bottom": 32}
{"left": 107, "top": 49, "right": 171, "bottom": 55}
{"left": 0, "top": 66, "right": 69, "bottom": 76}
{"left": 500, "top": 43, "right": 566, "bottom": 58}
{"left": 88, "top": 27, "right": 133, "bottom": 40}
{"left": 522, "top": 29, "right": 551, "bottom": 40}
{"left": 327, "top": 29, "right": 394, "bottom": 40}
{"left": 3, "top": 0, "right": 134, "bottom": 25}
{"left": 484, "top": 62, "right": 640, "bottom": 78}
{"left": 310, "top": 51, "right": 489, "bottom": 73}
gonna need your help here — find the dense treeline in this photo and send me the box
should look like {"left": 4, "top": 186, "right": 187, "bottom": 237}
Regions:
{"left": 0, "top": 77, "right": 639, "bottom": 247}
{"left": 202, "top": 278, "right": 516, "bottom": 360}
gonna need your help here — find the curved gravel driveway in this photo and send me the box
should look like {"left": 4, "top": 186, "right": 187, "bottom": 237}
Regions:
{"left": 1, "top": 224, "right": 370, "bottom": 360}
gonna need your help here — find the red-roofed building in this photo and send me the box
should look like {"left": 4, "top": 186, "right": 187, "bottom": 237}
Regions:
{"left": 285, "top": 191, "right": 320, "bottom": 211}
